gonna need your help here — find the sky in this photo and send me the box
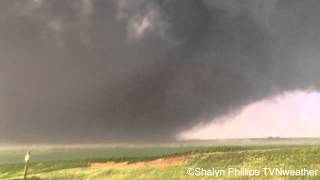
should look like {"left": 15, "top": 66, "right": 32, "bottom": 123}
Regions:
{"left": 0, "top": 0, "right": 320, "bottom": 143}
{"left": 179, "top": 91, "right": 320, "bottom": 139}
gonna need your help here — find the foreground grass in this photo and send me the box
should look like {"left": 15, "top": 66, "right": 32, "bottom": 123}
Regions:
{"left": 1, "top": 144, "right": 320, "bottom": 179}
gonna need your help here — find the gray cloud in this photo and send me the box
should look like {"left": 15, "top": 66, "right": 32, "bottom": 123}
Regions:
{"left": 0, "top": 0, "right": 319, "bottom": 143}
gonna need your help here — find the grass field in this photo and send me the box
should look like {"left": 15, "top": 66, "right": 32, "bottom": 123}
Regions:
{"left": 1, "top": 138, "right": 320, "bottom": 179}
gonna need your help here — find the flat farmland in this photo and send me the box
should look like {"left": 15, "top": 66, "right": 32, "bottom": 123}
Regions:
{"left": 1, "top": 138, "right": 320, "bottom": 180}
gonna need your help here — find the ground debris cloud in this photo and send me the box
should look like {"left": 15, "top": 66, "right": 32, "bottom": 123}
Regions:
{"left": 0, "top": 0, "right": 320, "bottom": 143}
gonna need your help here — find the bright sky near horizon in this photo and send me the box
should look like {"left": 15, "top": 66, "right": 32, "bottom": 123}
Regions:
{"left": 179, "top": 91, "right": 320, "bottom": 139}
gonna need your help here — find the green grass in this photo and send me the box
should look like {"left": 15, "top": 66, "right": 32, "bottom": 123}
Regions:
{"left": 1, "top": 138, "right": 320, "bottom": 179}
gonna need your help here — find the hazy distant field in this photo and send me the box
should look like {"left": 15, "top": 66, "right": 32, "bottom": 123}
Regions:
{"left": 1, "top": 138, "right": 320, "bottom": 180}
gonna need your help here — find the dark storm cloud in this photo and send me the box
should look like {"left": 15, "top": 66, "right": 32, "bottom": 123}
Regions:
{"left": 0, "top": 0, "right": 319, "bottom": 143}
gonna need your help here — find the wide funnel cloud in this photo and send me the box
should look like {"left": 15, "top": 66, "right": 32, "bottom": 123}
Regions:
{"left": 0, "top": 0, "right": 319, "bottom": 143}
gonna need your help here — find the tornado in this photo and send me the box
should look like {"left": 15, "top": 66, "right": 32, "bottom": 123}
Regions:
{"left": 0, "top": 0, "right": 319, "bottom": 143}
